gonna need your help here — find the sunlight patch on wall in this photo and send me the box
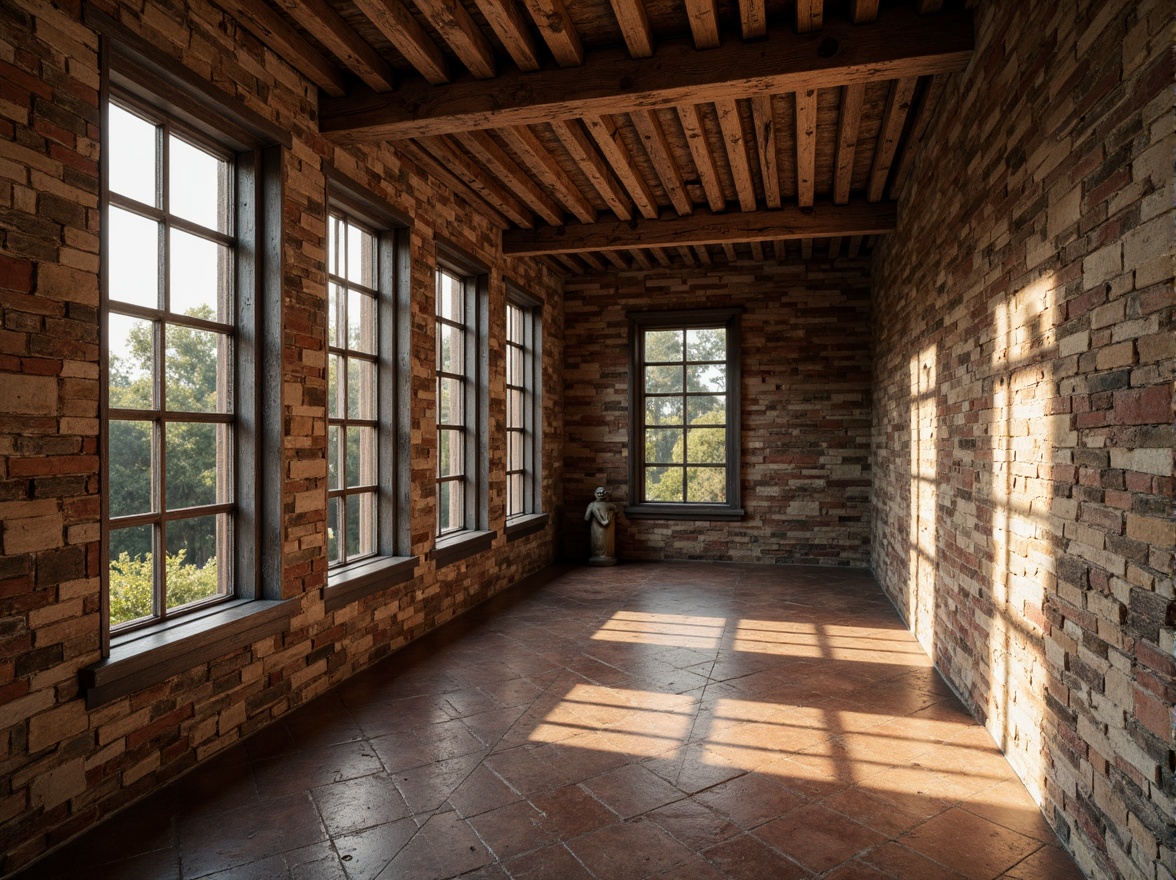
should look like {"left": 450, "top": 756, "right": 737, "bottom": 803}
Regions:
{"left": 908, "top": 343, "right": 938, "bottom": 656}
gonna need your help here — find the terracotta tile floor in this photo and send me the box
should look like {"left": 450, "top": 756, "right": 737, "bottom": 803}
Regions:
{"left": 16, "top": 564, "right": 1086, "bottom": 880}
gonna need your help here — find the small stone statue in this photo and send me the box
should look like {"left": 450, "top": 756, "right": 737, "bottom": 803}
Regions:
{"left": 584, "top": 486, "right": 617, "bottom": 566}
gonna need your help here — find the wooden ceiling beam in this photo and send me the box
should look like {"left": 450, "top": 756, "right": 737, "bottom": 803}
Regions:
{"left": 867, "top": 75, "right": 918, "bottom": 200}
{"left": 849, "top": 0, "right": 879, "bottom": 23}
{"left": 273, "top": 0, "right": 395, "bottom": 91}
{"left": 630, "top": 111, "right": 692, "bottom": 216}
{"left": 602, "top": 250, "right": 630, "bottom": 269}
{"left": 629, "top": 249, "right": 654, "bottom": 269}
{"left": 579, "top": 251, "right": 609, "bottom": 272}
{"left": 832, "top": 82, "right": 864, "bottom": 204}
{"left": 749, "top": 240, "right": 765, "bottom": 261}
{"left": 677, "top": 245, "right": 697, "bottom": 266}
{"left": 451, "top": 130, "right": 565, "bottom": 225}
{"left": 695, "top": 245, "right": 713, "bottom": 265}
{"left": 795, "top": 86, "right": 817, "bottom": 208}
{"left": 889, "top": 73, "right": 946, "bottom": 198}
{"left": 714, "top": 98, "right": 757, "bottom": 212}
{"left": 583, "top": 115, "right": 660, "bottom": 220}
{"left": 321, "top": 7, "right": 974, "bottom": 140}
{"left": 750, "top": 95, "right": 780, "bottom": 208}
{"left": 417, "top": 136, "right": 535, "bottom": 226}
{"left": 497, "top": 125, "right": 598, "bottom": 223}
{"left": 521, "top": 0, "right": 584, "bottom": 66}
{"left": 828, "top": 235, "right": 842, "bottom": 257}
{"left": 415, "top": 0, "right": 497, "bottom": 79}
{"left": 685, "top": 0, "right": 720, "bottom": 49}
{"left": 847, "top": 234, "right": 862, "bottom": 257}
{"left": 396, "top": 139, "right": 511, "bottom": 227}
{"left": 739, "top": 0, "right": 767, "bottom": 39}
{"left": 352, "top": 0, "right": 450, "bottom": 84}
{"left": 502, "top": 198, "right": 896, "bottom": 254}
{"left": 471, "top": 0, "right": 542, "bottom": 71}
{"left": 677, "top": 104, "right": 726, "bottom": 212}
{"left": 796, "top": 0, "right": 823, "bottom": 34}
{"left": 550, "top": 119, "right": 634, "bottom": 221}
{"left": 917, "top": 0, "right": 944, "bottom": 13}
{"left": 212, "top": 0, "right": 347, "bottom": 96}
{"left": 722, "top": 242, "right": 738, "bottom": 262}
{"left": 608, "top": 0, "right": 654, "bottom": 58}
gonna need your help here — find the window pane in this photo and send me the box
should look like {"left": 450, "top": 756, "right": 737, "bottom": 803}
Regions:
{"left": 328, "top": 282, "right": 341, "bottom": 348}
{"left": 645, "top": 329, "right": 683, "bottom": 362}
{"left": 645, "top": 427, "right": 682, "bottom": 464}
{"left": 438, "top": 480, "right": 464, "bottom": 533}
{"left": 508, "top": 472, "right": 523, "bottom": 517}
{"left": 328, "top": 215, "right": 342, "bottom": 277}
{"left": 686, "top": 427, "right": 726, "bottom": 464}
{"left": 108, "top": 104, "right": 157, "bottom": 206}
{"left": 438, "top": 377, "right": 463, "bottom": 425}
{"left": 165, "top": 324, "right": 228, "bottom": 413}
{"left": 687, "top": 467, "right": 725, "bottom": 503}
{"left": 347, "top": 426, "right": 377, "bottom": 487}
{"left": 108, "top": 419, "right": 153, "bottom": 517}
{"left": 507, "top": 303, "right": 522, "bottom": 343}
{"left": 108, "top": 314, "right": 154, "bottom": 410}
{"left": 169, "top": 135, "right": 230, "bottom": 233}
{"left": 507, "top": 430, "right": 523, "bottom": 472}
{"left": 438, "top": 428, "right": 463, "bottom": 478}
{"left": 170, "top": 228, "right": 231, "bottom": 322}
{"left": 437, "top": 272, "right": 462, "bottom": 321}
{"left": 347, "top": 358, "right": 376, "bottom": 420}
{"left": 687, "top": 395, "right": 725, "bottom": 424}
{"left": 645, "top": 395, "right": 683, "bottom": 426}
{"left": 328, "top": 424, "right": 341, "bottom": 489}
{"left": 438, "top": 323, "right": 463, "bottom": 374}
{"left": 645, "top": 364, "right": 682, "bottom": 394}
{"left": 686, "top": 363, "right": 725, "bottom": 393}
{"left": 165, "top": 421, "right": 227, "bottom": 509}
{"left": 108, "top": 207, "right": 160, "bottom": 309}
{"left": 507, "top": 388, "right": 523, "bottom": 429}
{"left": 506, "top": 345, "right": 522, "bottom": 388}
{"left": 645, "top": 465, "right": 681, "bottom": 502}
{"left": 109, "top": 524, "right": 155, "bottom": 627}
{"left": 164, "top": 513, "right": 225, "bottom": 610}
{"left": 348, "top": 290, "right": 376, "bottom": 354}
{"left": 346, "top": 491, "right": 377, "bottom": 560}
{"left": 686, "top": 327, "right": 725, "bottom": 362}
{"left": 347, "top": 226, "right": 375, "bottom": 288}
{"left": 327, "top": 495, "right": 340, "bottom": 564}
{"left": 328, "top": 354, "right": 341, "bottom": 418}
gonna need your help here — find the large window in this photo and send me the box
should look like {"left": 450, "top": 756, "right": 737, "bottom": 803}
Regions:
{"left": 505, "top": 290, "right": 542, "bottom": 523}
{"left": 627, "top": 309, "right": 743, "bottom": 521}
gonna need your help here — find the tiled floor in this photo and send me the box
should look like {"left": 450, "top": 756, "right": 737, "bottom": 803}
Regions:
{"left": 17, "top": 564, "right": 1085, "bottom": 880}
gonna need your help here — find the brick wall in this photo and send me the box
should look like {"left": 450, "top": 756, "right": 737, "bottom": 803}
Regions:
{"left": 0, "top": 0, "right": 563, "bottom": 870}
{"left": 562, "top": 260, "right": 872, "bottom": 566}
{"left": 871, "top": 2, "right": 1174, "bottom": 878}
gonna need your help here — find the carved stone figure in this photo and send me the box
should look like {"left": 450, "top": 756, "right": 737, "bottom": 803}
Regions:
{"left": 584, "top": 486, "right": 617, "bottom": 566}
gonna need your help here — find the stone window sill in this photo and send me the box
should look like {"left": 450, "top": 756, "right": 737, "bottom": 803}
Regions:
{"left": 324, "top": 555, "right": 418, "bottom": 612}
{"left": 430, "top": 530, "right": 496, "bottom": 568}
{"left": 624, "top": 504, "right": 745, "bottom": 522}
{"left": 505, "top": 512, "right": 549, "bottom": 541}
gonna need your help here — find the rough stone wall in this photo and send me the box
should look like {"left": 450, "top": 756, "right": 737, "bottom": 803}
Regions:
{"left": 0, "top": 0, "right": 563, "bottom": 870}
{"left": 562, "top": 260, "right": 872, "bottom": 565}
{"left": 871, "top": 2, "right": 1174, "bottom": 878}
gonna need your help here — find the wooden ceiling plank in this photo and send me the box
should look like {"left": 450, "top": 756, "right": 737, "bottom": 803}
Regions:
{"left": 739, "top": 0, "right": 767, "bottom": 39}
{"left": 750, "top": 94, "right": 780, "bottom": 209}
{"left": 418, "top": 136, "right": 535, "bottom": 226}
{"left": 828, "top": 235, "right": 842, "bottom": 257}
{"left": 677, "top": 245, "right": 697, "bottom": 266}
{"left": 796, "top": 0, "right": 823, "bottom": 33}
{"left": 849, "top": 0, "right": 879, "bottom": 23}
{"left": 695, "top": 244, "right": 713, "bottom": 265}
{"left": 553, "top": 253, "right": 583, "bottom": 273}
{"left": 550, "top": 118, "right": 634, "bottom": 221}
{"left": 651, "top": 247, "right": 672, "bottom": 267}
{"left": 498, "top": 125, "right": 598, "bottom": 222}
{"left": 503, "top": 198, "right": 897, "bottom": 254}
{"left": 579, "top": 251, "right": 609, "bottom": 271}
{"left": 397, "top": 139, "right": 511, "bottom": 227}
{"left": 714, "top": 98, "right": 757, "bottom": 212}
{"left": 274, "top": 0, "right": 396, "bottom": 91}
{"left": 602, "top": 250, "right": 629, "bottom": 269}
{"left": 352, "top": 0, "right": 450, "bottom": 84}
{"left": 213, "top": 0, "right": 348, "bottom": 96}
{"left": 608, "top": 0, "right": 654, "bottom": 58}
{"left": 749, "top": 240, "right": 765, "bottom": 260}
{"left": 722, "top": 242, "right": 737, "bottom": 262}
{"left": 629, "top": 248, "right": 653, "bottom": 269}
{"left": 889, "top": 73, "right": 946, "bottom": 198}
{"left": 847, "top": 234, "right": 862, "bottom": 257}
{"left": 677, "top": 104, "right": 726, "bottom": 212}
{"left": 452, "top": 130, "right": 565, "bottom": 225}
{"left": 471, "top": 0, "right": 542, "bottom": 71}
{"left": 832, "top": 82, "right": 864, "bottom": 205}
{"left": 867, "top": 75, "right": 918, "bottom": 201}
{"left": 773, "top": 239, "right": 787, "bottom": 261}
{"left": 322, "top": 8, "right": 976, "bottom": 140}
{"left": 583, "top": 114, "right": 660, "bottom": 220}
{"left": 414, "top": 0, "right": 498, "bottom": 79}
{"left": 629, "top": 110, "right": 692, "bottom": 216}
{"left": 521, "top": 0, "right": 584, "bottom": 66}
{"left": 685, "top": 0, "right": 720, "bottom": 49}
{"left": 795, "top": 86, "right": 817, "bottom": 208}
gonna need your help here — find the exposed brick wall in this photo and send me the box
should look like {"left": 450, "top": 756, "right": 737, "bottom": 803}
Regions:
{"left": 871, "top": 2, "right": 1174, "bottom": 878}
{"left": 562, "top": 261, "right": 872, "bottom": 565}
{"left": 0, "top": 0, "right": 563, "bottom": 870}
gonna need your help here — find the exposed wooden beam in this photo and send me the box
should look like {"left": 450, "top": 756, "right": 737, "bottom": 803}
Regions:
{"left": 796, "top": 0, "right": 822, "bottom": 33}
{"left": 417, "top": 136, "right": 535, "bottom": 226}
{"left": 608, "top": 0, "right": 654, "bottom": 58}
{"left": 832, "top": 82, "right": 864, "bottom": 204}
{"left": 415, "top": 0, "right": 497, "bottom": 79}
{"left": 800, "top": 237, "right": 813, "bottom": 259}
{"left": 602, "top": 250, "right": 630, "bottom": 269}
{"left": 795, "top": 87, "right": 817, "bottom": 208}
{"left": 212, "top": 0, "right": 347, "bottom": 96}
{"left": 868, "top": 76, "right": 918, "bottom": 201}
{"left": 273, "top": 0, "right": 395, "bottom": 91}
{"left": 651, "top": 247, "right": 672, "bottom": 267}
{"left": 352, "top": 0, "right": 450, "bottom": 84}
{"left": 714, "top": 98, "right": 757, "bottom": 212}
{"left": 630, "top": 110, "right": 692, "bottom": 216}
{"left": 677, "top": 245, "right": 697, "bottom": 266}
{"left": 828, "top": 235, "right": 842, "bottom": 257}
{"left": 722, "top": 242, "right": 738, "bottom": 262}
{"left": 521, "top": 0, "right": 584, "bottom": 66}
{"left": 749, "top": 240, "right": 765, "bottom": 261}
{"left": 695, "top": 245, "right": 712, "bottom": 265}
{"left": 503, "top": 198, "right": 897, "bottom": 254}
{"left": 397, "top": 139, "right": 510, "bottom": 227}
{"left": 847, "top": 235, "right": 862, "bottom": 257}
{"left": 889, "top": 74, "right": 946, "bottom": 198}
{"left": 451, "top": 130, "right": 565, "bottom": 225}
{"left": 579, "top": 251, "right": 609, "bottom": 272}
{"left": 849, "top": 0, "right": 879, "bottom": 23}
{"left": 677, "top": 104, "right": 726, "bottom": 212}
{"left": 630, "top": 248, "right": 654, "bottom": 269}
{"left": 550, "top": 119, "right": 634, "bottom": 220}
{"left": 552, "top": 253, "right": 582, "bottom": 273}
{"left": 471, "top": 0, "right": 542, "bottom": 71}
{"left": 322, "top": 7, "right": 975, "bottom": 140}
{"left": 583, "top": 115, "right": 660, "bottom": 220}
{"left": 739, "top": 0, "right": 766, "bottom": 39}
{"left": 497, "top": 125, "right": 598, "bottom": 222}
{"left": 917, "top": 0, "right": 944, "bottom": 12}
{"left": 750, "top": 95, "right": 780, "bottom": 209}
{"left": 685, "top": 0, "right": 720, "bottom": 49}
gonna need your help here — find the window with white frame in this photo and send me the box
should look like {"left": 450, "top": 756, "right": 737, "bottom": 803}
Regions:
{"left": 505, "top": 291, "right": 542, "bottom": 521}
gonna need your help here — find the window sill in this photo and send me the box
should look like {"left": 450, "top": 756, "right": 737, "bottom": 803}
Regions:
{"left": 324, "top": 555, "right": 418, "bottom": 612}
{"left": 430, "top": 530, "right": 496, "bottom": 568}
{"left": 80, "top": 599, "right": 296, "bottom": 709}
{"left": 505, "top": 512, "right": 549, "bottom": 541}
{"left": 624, "top": 504, "right": 745, "bottom": 522}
